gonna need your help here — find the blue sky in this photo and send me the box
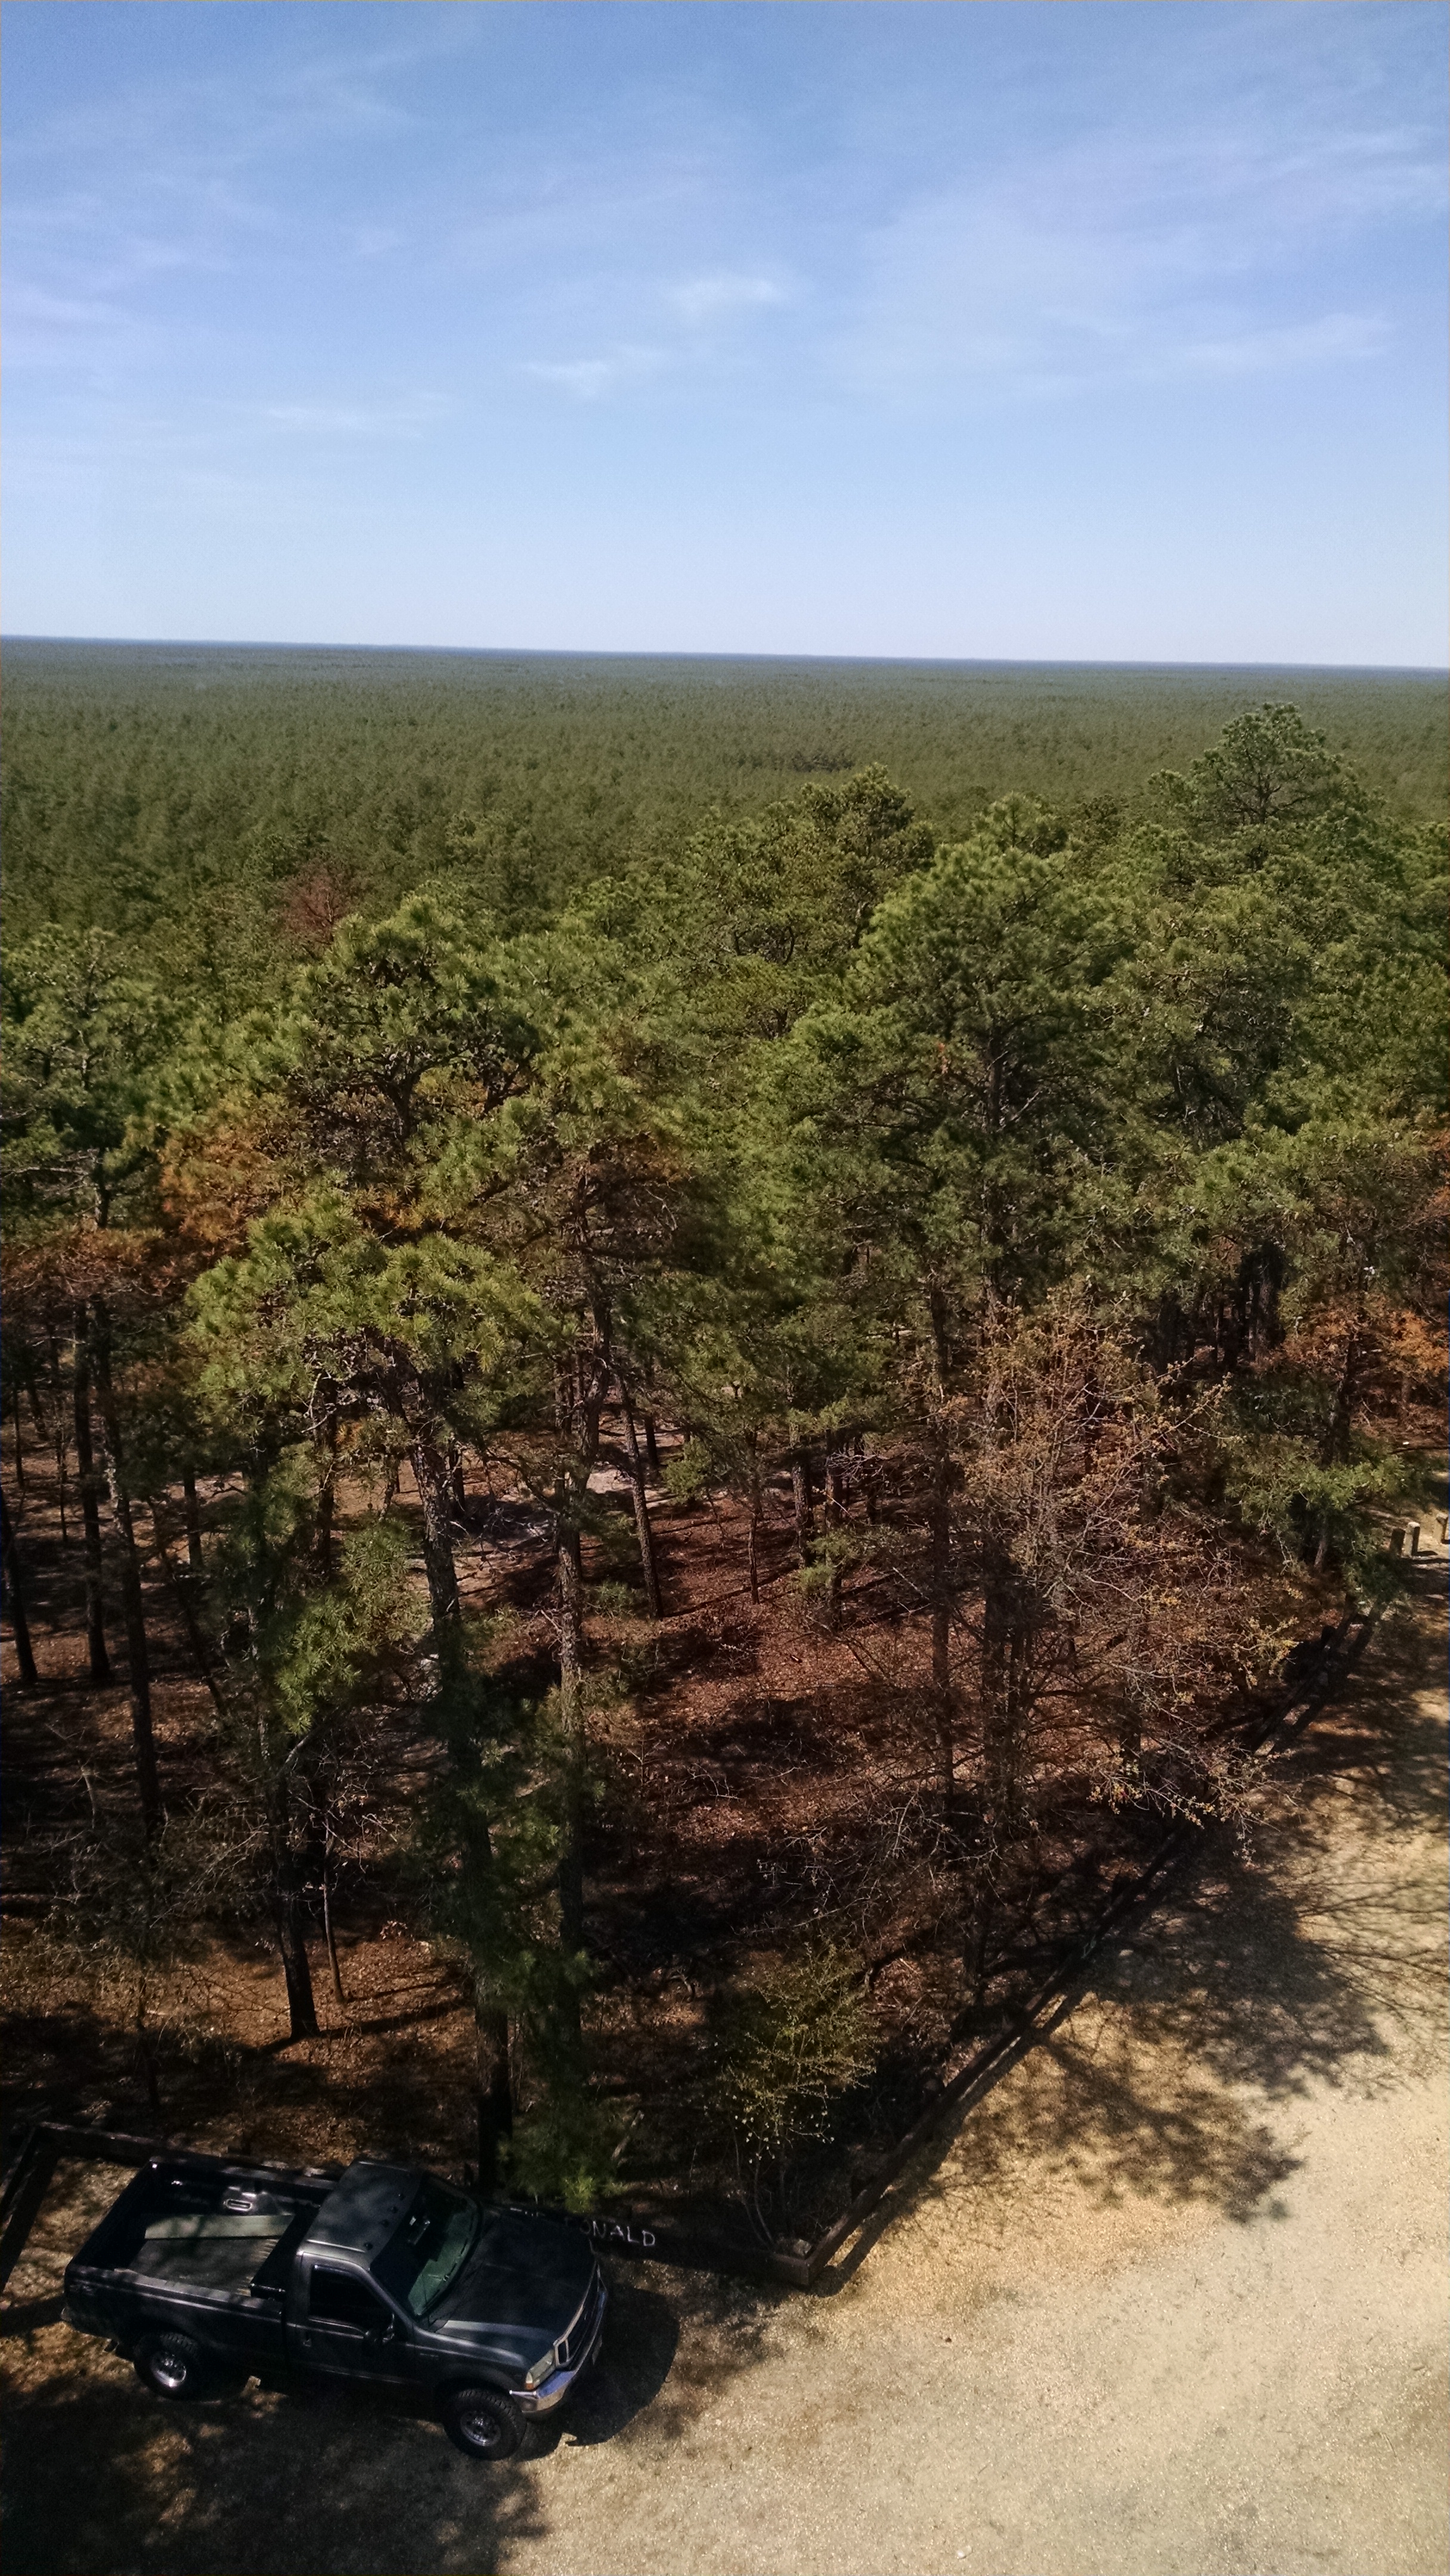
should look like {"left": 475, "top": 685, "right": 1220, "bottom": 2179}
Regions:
{"left": 4, "top": 0, "right": 1445, "bottom": 662}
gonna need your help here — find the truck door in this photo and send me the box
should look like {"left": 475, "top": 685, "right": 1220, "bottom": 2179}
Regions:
{"left": 292, "top": 2264, "right": 407, "bottom": 2380}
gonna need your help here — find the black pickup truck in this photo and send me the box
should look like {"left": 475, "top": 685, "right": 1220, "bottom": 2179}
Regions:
{"left": 62, "top": 2148, "right": 606, "bottom": 2459}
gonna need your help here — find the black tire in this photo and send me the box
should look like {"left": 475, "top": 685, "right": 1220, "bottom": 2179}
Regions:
{"left": 135, "top": 2331, "right": 212, "bottom": 2401}
{"left": 440, "top": 2385, "right": 526, "bottom": 2461}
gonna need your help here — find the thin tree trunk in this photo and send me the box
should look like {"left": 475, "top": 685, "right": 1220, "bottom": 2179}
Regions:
{"left": 618, "top": 1385, "right": 663, "bottom": 1618}
{"left": 981, "top": 1543, "right": 1035, "bottom": 1845}
{"left": 0, "top": 1487, "right": 39, "bottom": 1688}
{"left": 968, "top": 1873, "right": 995, "bottom": 2008}
{"left": 54, "top": 1413, "right": 70, "bottom": 1545}
{"left": 642, "top": 1411, "right": 661, "bottom": 1482}
{"left": 475, "top": 2000, "right": 513, "bottom": 2191}
{"left": 556, "top": 1515, "right": 587, "bottom": 1962}
{"left": 45, "top": 1333, "right": 71, "bottom": 1535}
{"left": 153, "top": 1515, "right": 227, "bottom": 1714}
{"left": 314, "top": 1402, "right": 337, "bottom": 1582}
{"left": 930, "top": 1444, "right": 954, "bottom": 1812}
{"left": 136, "top": 2002, "right": 163, "bottom": 2122}
{"left": 10, "top": 1377, "right": 26, "bottom": 1500}
{"left": 1117, "top": 1688, "right": 1144, "bottom": 1770}
{"left": 271, "top": 1782, "right": 320, "bottom": 2040}
{"left": 27, "top": 1373, "right": 50, "bottom": 1445}
{"left": 181, "top": 1467, "right": 205, "bottom": 1578}
{"left": 552, "top": 1330, "right": 608, "bottom": 2058}
{"left": 71, "top": 1308, "right": 111, "bottom": 1685}
{"left": 980, "top": 1543, "right": 1014, "bottom": 1838}
{"left": 789, "top": 1432, "right": 815, "bottom": 1566}
{"left": 1321, "top": 1332, "right": 1362, "bottom": 1469}
{"left": 410, "top": 1433, "right": 461, "bottom": 1627}
{"left": 90, "top": 1301, "right": 160, "bottom": 1836}
{"left": 824, "top": 1450, "right": 845, "bottom": 1627}
{"left": 746, "top": 1438, "right": 763, "bottom": 1604}
{"left": 321, "top": 1808, "right": 346, "bottom": 2010}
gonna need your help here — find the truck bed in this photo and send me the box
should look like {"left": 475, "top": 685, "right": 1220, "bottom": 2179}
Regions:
{"left": 131, "top": 2212, "right": 293, "bottom": 2295}
{"left": 70, "top": 2157, "right": 330, "bottom": 2308}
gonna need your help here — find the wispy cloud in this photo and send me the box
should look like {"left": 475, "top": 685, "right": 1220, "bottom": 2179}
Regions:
{"left": 516, "top": 278, "right": 789, "bottom": 405}
{"left": 669, "top": 273, "right": 788, "bottom": 325}
{"left": 261, "top": 396, "right": 447, "bottom": 439}
{"left": 836, "top": 105, "right": 1441, "bottom": 405}
{"left": 519, "top": 347, "right": 667, "bottom": 402}
{"left": 1178, "top": 312, "right": 1388, "bottom": 379}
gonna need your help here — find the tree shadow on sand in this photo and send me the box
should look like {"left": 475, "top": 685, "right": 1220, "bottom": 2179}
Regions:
{"left": 822, "top": 1593, "right": 1448, "bottom": 2284}
{"left": 0, "top": 2360, "right": 548, "bottom": 2576}
{"left": 0, "top": 2221, "right": 783, "bottom": 2576}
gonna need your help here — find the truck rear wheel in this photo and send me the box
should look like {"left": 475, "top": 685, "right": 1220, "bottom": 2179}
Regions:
{"left": 135, "top": 2332, "right": 212, "bottom": 2401}
{"left": 441, "top": 2385, "right": 525, "bottom": 2460}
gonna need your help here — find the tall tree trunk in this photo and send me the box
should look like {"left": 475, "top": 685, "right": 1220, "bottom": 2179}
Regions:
{"left": 134, "top": 1970, "right": 163, "bottom": 2122}
{"left": 929, "top": 1442, "right": 955, "bottom": 1812}
{"left": 642, "top": 1411, "right": 661, "bottom": 1482}
{"left": 269, "top": 1775, "right": 319, "bottom": 2041}
{"left": 475, "top": 1999, "right": 513, "bottom": 2191}
{"left": 789, "top": 1432, "right": 815, "bottom": 1567}
{"left": 556, "top": 1515, "right": 587, "bottom": 1962}
{"left": 54, "top": 1410, "right": 71, "bottom": 1546}
{"left": 746, "top": 1437, "right": 764, "bottom": 1604}
{"left": 552, "top": 1327, "right": 608, "bottom": 2058}
{"left": 27, "top": 1372, "right": 50, "bottom": 1446}
{"left": 70, "top": 1308, "right": 111, "bottom": 1684}
{"left": 0, "top": 1487, "right": 39, "bottom": 1688}
{"left": 1117, "top": 1682, "right": 1144, "bottom": 1770}
{"left": 1321, "top": 1328, "right": 1363, "bottom": 1470}
{"left": 320, "top": 1804, "right": 346, "bottom": 2010}
{"left": 314, "top": 1402, "right": 337, "bottom": 1583}
{"left": 410, "top": 1432, "right": 461, "bottom": 1628}
{"left": 967, "top": 1871, "right": 996, "bottom": 2009}
{"left": 824, "top": 1450, "right": 845, "bottom": 1628}
{"left": 927, "top": 1282, "right": 952, "bottom": 1387}
{"left": 90, "top": 1302, "right": 160, "bottom": 1835}
{"left": 618, "top": 1385, "right": 663, "bottom": 1618}
{"left": 42, "top": 1332, "right": 70, "bottom": 1536}
{"left": 181, "top": 1467, "right": 205, "bottom": 1578}
{"left": 153, "top": 1513, "right": 226, "bottom": 1712}
{"left": 980, "top": 1541, "right": 1025, "bottom": 1842}
{"left": 10, "top": 1377, "right": 26, "bottom": 1500}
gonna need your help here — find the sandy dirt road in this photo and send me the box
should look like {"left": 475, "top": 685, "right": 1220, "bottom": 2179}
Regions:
{"left": 3, "top": 1584, "right": 1445, "bottom": 2576}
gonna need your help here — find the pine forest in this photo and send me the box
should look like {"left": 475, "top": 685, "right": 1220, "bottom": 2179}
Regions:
{"left": 2, "top": 643, "right": 1446, "bottom": 2248}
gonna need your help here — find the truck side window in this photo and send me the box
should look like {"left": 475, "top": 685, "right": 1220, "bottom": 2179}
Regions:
{"left": 308, "top": 2268, "right": 391, "bottom": 2333}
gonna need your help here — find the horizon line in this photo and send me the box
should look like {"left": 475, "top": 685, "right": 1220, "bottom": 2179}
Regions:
{"left": 4, "top": 634, "right": 1446, "bottom": 678}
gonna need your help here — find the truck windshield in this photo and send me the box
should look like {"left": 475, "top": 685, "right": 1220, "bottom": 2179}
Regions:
{"left": 374, "top": 2181, "right": 479, "bottom": 2317}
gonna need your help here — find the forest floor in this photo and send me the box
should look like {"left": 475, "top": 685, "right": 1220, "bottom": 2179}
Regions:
{"left": 1, "top": 1555, "right": 1444, "bottom": 2576}
{"left": 0, "top": 1425, "right": 1198, "bottom": 2227}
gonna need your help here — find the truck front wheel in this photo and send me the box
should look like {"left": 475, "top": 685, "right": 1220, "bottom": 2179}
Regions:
{"left": 135, "top": 2332, "right": 212, "bottom": 2401}
{"left": 441, "top": 2385, "right": 525, "bottom": 2460}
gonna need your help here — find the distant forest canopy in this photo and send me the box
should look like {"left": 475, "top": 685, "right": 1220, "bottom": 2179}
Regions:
{"left": 1, "top": 647, "right": 1446, "bottom": 2215}
{"left": 3, "top": 643, "right": 1446, "bottom": 1010}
